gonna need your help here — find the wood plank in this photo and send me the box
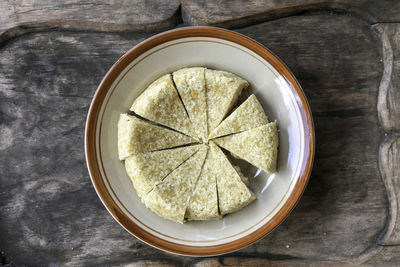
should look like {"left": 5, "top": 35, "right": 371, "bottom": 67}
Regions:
{"left": 0, "top": 31, "right": 155, "bottom": 266}
{"left": 2, "top": 0, "right": 400, "bottom": 45}
{"left": 229, "top": 15, "right": 387, "bottom": 263}
{"left": 181, "top": 0, "right": 400, "bottom": 28}
{"left": 0, "top": 0, "right": 180, "bottom": 45}
{"left": 0, "top": 13, "right": 394, "bottom": 267}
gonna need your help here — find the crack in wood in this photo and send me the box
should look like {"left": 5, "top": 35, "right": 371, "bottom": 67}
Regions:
{"left": 182, "top": 2, "right": 378, "bottom": 29}
{"left": 372, "top": 24, "right": 395, "bottom": 133}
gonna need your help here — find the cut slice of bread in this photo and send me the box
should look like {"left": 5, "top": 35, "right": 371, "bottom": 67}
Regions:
{"left": 209, "top": 142, "right": 255, "bottom": 215}
{"left": 173, "top": 67, "right": 208, "bottom": 141}
{"left": 209, "top": 94, "right": 268, "bottom": 139}
{"left": 117, "top": 113, "right": 195, "bottom": 160}
{"left": 186, "top": 149, "right": 221, "bottom": 221}
{"left": 206, "top": 69, "right": 249, "bottom": 133}
{"left": 125, "top": 145, "right": 201, "bottom": 199}
{"left": 214, "top": 122, "right": 279, "bottom": 173}
{"left": 143, "top": 145, "right": 207, "bottom": 224}
{"left": 130, "top": 74, "right": 196, "bottom": 138}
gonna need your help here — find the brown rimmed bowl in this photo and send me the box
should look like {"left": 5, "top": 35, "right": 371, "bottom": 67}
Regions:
{"left": 85, "top": 26, "right": 314, "bottom": 256}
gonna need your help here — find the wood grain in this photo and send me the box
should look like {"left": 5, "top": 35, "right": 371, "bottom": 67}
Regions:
{"left": 181, "top": 0, "right": 400, "bottom": 28}
{"left": 365, "top": 245, "right": 400, "bottom": 266}
{"left": 2, "top": 1, "right": 400, "bottom": 47}
{"left": 1, "top": 1, "right": 400, "bottom": 266}
{"left": 0, "top": 0, "right": 181, "bottom": 46}
{"left": 193, "top": 257, "right": 341, "bottom": 267}
{"left": 0, "top": 13, "right": 394, "bottom": 265}
{"left": 0, "top": 32, "right": 152, "bottom": 266}
{"left": 234, "top": 15, "right": 386, "bottom": 263}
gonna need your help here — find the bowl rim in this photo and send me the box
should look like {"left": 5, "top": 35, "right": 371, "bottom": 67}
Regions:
{"left": 85, "top": 26, "right": 315, "bottom": 256}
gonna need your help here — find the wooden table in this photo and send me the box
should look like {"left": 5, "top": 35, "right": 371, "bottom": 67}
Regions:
{"left": 1, "top": 1, "right": 400, "bottom": 266}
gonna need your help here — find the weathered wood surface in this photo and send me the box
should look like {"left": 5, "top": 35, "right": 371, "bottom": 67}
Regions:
{"left": 2, "top": 0, "right": 400, "bottom": 46}
{"left": 366, "top": 246, "right": 400, "bottom": 266}
{"left": 0, "top": 1, "right": 181, "bottom": 44}
{"left": 235, "top": 15, "right": 386, "bottom": 263}
{"left": 1, "top": 1, "right": 400, "bottom": 266}
{"left": 181, "top": 0, "right": 400, "bottom": 27}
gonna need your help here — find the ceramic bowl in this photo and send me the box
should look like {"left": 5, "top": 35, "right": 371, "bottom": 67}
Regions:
{"left": 85, "top": 26, "right": 314, "bottom": 256}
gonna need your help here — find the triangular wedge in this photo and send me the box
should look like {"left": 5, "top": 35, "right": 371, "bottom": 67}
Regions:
{"left": 209, "top": 142, "right": 255, "bottom": 215}
{"left": 118, "top": 113, "right": 195, "bottom": 160}
{"left": 173, "top": 67, "right": 208, "bottom": 141}
{"left": 186, "top": 149, "right": 221, "bottom": 221}
{"left": 125, "top": 145, "right": 201, "bottom": 199}
{"left": 206, "top": 69, "right": 249, "bottom": 133}
{"left": 143, "top": 145, "right": 208, "bottom": 223}
{"left": 209, "top": 94, "right": 268, "bottom": 139}
{"left": 130, "top": 74, "right": 196, "bottom": 138}
{"left": 214, "top": 122, "right": 279, "bottom": 173}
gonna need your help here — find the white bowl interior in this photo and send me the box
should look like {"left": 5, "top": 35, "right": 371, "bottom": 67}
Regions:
{"left": 96, "top": 37, "right": 305, "bottom": 246}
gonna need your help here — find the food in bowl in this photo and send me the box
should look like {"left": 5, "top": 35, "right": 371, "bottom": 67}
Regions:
{"left": 118, "top": 67, "right": 279, "bottom": 224}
